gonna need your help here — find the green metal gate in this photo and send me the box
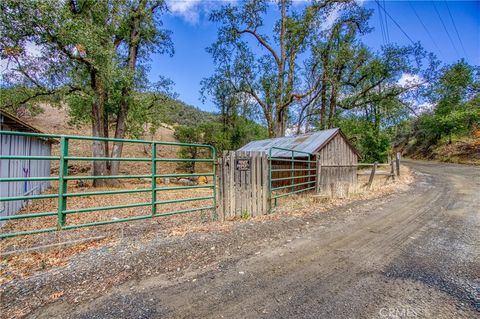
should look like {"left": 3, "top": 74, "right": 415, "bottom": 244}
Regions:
{"left": 0, "top": 131, "right": 216, "bottom": 238}
{"left": 268, "top": 147, "right": 316, "bottom": 207}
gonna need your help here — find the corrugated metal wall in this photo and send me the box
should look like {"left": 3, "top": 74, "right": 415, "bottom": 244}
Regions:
{"left": 0, "top": 115, "right": 52, "bottom": 218}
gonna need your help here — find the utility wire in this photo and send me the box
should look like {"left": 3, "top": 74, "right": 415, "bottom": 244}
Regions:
{"left": 408, "top": 1, "right": 443, "bottom": 56}
{"left": 444, "top": 0, "right": 468, "bottom": 59}
{"left": 432, "top": 1, "right": 461, "bottom": 59}
{"left": 377, "top": 0, "right": 387, "bottom": 45}
{"left": 382, "top": 0, "right": 390, "bottom": 43}
{"left": 374, "top": 0, "right": 415, "bottom": 45}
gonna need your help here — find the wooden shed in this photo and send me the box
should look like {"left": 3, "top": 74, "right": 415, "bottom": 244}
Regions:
{"left": 0, "top": 110, "right": 56, "bottom": 219}
{"left": 238, "top": 128, "right": 360, "bottom": 194}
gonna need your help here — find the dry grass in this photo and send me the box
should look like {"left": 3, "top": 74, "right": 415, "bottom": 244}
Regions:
{"left": 2, "top": 107, "right": 414, "bottom": 285}
{"left": 2, "top": 105, "right": 219, "bottom": 283}
{"left": 265, "top": 165, "right": 414, "bottom": 219}
{"left": 0, "top": 166, "right": 413, "bottom": 285}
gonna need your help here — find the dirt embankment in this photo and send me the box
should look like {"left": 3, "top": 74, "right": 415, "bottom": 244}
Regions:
{"left": 401, "top": 133, "right": 480, "bottom": 166}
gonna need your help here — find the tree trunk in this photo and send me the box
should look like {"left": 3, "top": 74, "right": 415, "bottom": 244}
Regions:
{"left": 274, "top": 108, "right": 286, "bottom": 137}
{"left": 110, "top": 4, "right": 143, "bottom": 177}
{"left": 90, "top": 71, "right": 110, "bottom": 187}
{"left": 266, "top": 110, "right": 275, "bottom": 138}
{"left": 320, "top": 81, "right": 327, "bottom": 129}
{"left": 110, "top": 86, "right": 130, "bottom": 177}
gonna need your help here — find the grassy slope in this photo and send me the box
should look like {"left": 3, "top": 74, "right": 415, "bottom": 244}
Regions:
{"left": 404, "top": 132, "right": 480, "bottom": 165}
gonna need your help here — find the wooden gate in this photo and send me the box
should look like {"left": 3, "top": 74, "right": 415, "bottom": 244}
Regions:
{"left": 217, "top": 151, "right": 269, "bottom": 220}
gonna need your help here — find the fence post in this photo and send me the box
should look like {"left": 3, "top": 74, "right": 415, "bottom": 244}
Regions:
{"left": 57, "top": 137, "right": 68, "bottom": 229}
{"left": 390, "top": 159, "right": 395, "bottom": 182}
{"left": 212, "top": 146, "right": 217, "bottom": 221}
{"left": 367, "top": 162, "right": 377, "bottom": 189}
{"left": 396, "top": 152, "right": 401, "bottom": 177}
{"left": 315, "top": 157, "right": 321, "bottom": 193}
{"left": 151, "top": 143, "right": 157, "bottom": 216}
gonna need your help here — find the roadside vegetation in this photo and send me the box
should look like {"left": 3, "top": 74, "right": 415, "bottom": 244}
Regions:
{"left": 1, "top": 0, "right": 478, "bottom": 175}
{"left": 394, "top": 62, "right": 480, "bottom": 164}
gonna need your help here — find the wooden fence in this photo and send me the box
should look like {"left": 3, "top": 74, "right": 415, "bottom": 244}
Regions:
{"left": 217, "top": 151, "right": 269, "bottom": 220}
{"left": 217, "top": 151, "right": 402, "bottom": 217}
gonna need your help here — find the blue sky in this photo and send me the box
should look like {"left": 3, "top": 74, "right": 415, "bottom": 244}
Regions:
{"left": 149, "top": 0, "right": 480, "bottom": 112}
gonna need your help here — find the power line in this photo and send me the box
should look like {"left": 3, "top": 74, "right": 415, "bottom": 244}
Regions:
{"left": 382, "top": 0, "right": 390, "bottom": 43}
{"left": 444, "top": 0, "right": 468, "bottom": 59}
{"left": 374, "top": 0, "right": 415, "bottom": 45}
{"left": 432, "top": 1, "right": 461, "bottom": 59}
{"left": 408, "top": 1, "right": 443, "bottom": 56}
{"left": 377, "top": 0, "right": 387, "bottom": 45}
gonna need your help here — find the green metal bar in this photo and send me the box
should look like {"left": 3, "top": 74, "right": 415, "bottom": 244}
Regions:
{"left": 0, "top": 211, "right": 57, "bottom": 221}
{"left": 271, "top": 174, "right": 316, "bottom": 182}
{"left": 0, "top": 176, "right": 59, "bottom": 182}
{"left": 269, "top": 158, "right": 315, "bottom": 163}
{"left": 291, "top": 150, "right": 294, "bottom": 192}
{"left": 0, "top": 130, "right": 219, "bottom": 238}
{"left": 64, "top": 174, "right": 150, "bottom": 180}
{"left": 0, "top": 193, "right": 58, "bottom": 202}
{"left": 0, "top": 227, "right": 58, "bottom": 239}
{"left": 1, "top": 130, "right": 214, "bottom": 148}
{"left": 272, "top": 186, "right": 316, "bottom": 199}
{"left": 269, "top": 148, "right": 275, "bottom": 208}
{"left": 269, "top": 147, "right": 312, "bottom": 156}
{"left": 0, "top": 155, "right": 59, "bottom": 160}
{"left": 65, "top": 156, "right": 150, "bottom": 162}
{"left": 211, "top": 147, "right": 217, "bottom": 218}
{"left": 308, "top": 153, "right": 312, "bottom": 193}
{"left": 154, "top": 158, "right": 215, "bottom": 163}
{"left": 155, "top": 184, "right": 214, "bottom": 191}
{"left": 155, "top": 196, "right": 214, "bottom": 205}
{"left": 154, "top": 173, "right": 214, "bottom": 178}
{"left": 151, "top": 143, "right": 157, "bottom": 216}
{"left": 271, "top": 180, "right": 315, "bottom": 191}
{"left": 64, "top": 188, "right": 151, "bottom": 198}
{"left": 63, "top": 215, "right": 152, "bottom": 230}
{"left": 63, "top": 202, "right": 151, "bottom": 215}
{"left": 271, "top": 168, "right": 312, "bottom": 172}
{"left": 154, "top": 205, "right": 215, "bottom": 217}
{"left": 57, "top": 137, "right": 68, "bottom": 228}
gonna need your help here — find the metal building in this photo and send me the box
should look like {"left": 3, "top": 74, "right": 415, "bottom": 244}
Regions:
{"left": 239, "top": 128, "right": 360, "bottom": 191}
{"left": 0, "top": 110, "right": 56, "bottom": 219}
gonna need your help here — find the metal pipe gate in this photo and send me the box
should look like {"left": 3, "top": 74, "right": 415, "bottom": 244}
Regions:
{"left": 0, "top": 131, "right": 216, "bottom": 238}
{"left": 268, "top": 147, "right": 316, "bottom": 207}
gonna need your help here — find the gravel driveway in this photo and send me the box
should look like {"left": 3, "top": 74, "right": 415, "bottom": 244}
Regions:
{"left": 1, "top": 160, "right": 479, "bottom": 318}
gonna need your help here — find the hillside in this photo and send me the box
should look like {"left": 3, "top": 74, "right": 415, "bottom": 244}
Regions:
{"left": 12, "top": 102, "right": 217, "bottom": 178}
{"left": 398, "top": 131, "right": 480, "bottom": 165}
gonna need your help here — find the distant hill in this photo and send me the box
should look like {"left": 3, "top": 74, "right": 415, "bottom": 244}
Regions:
{"left": 152, "top": 95, "right": 218, "bottom": 127}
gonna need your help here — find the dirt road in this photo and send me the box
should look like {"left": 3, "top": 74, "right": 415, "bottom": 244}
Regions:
{"left": 13, "top": 161, "right": 480, "bottom": 318}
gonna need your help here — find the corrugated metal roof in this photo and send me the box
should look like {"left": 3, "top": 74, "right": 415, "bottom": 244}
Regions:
{"left": 238, "top": 128, "right": 340, "bottom": 157}
{"left": 0, "top": 110, "right": 58, "bottom": 144}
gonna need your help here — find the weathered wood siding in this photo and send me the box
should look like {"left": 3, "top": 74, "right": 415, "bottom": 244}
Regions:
{"left": 316, "top": 133, "right": 358, "bottom": 195}
{"left": 0, "top": 119, "right": 52, "bottom": 219}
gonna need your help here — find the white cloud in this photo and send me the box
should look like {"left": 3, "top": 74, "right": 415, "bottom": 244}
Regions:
{"left": 167, "top": 0, "right": 203, "bottom": 24}
{"left": 167, "top": 0, "right": 236, "bottom": 24}
{"left": 355, "top": 0, "right": 367, "bottom": 6}
{"left": 397, "top": 73, "right": 422, "bottom": 88}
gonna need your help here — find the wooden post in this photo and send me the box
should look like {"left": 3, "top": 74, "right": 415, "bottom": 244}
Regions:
{"left": 315, "top": 157, "right": 322, "bottom": 193}
{"left": 396, "top": 152, "right": 401, "bottom": 177}
{"left": 390, "top": 159, "right": 395, "bottom": 182}
{"left": 367, "top": 162, "right": 377, "bottom": 189}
